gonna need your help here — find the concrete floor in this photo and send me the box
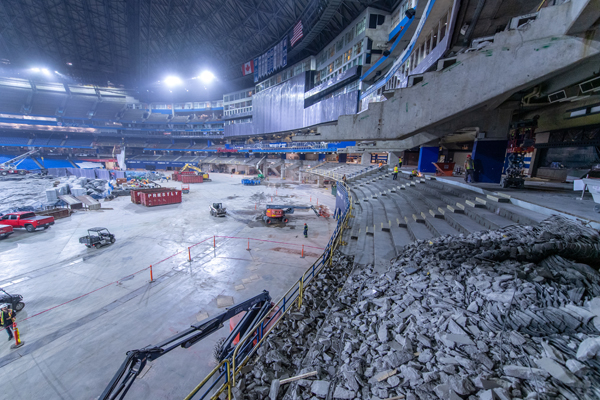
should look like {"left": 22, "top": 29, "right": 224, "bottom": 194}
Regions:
{"left": 0, "top": 174, "right": 337, "bottom": 399}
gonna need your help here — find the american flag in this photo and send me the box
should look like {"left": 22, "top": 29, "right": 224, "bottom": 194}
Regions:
{"left": 290, "top": 20, "right": 303, "bottom": 47}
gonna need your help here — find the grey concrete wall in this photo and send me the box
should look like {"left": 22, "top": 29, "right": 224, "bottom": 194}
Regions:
{"left": 307, "top": 0, "right": 600, "bottom": 148}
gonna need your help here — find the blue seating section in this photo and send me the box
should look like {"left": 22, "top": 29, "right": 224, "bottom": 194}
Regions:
{"left": 0, "top": 154, "right": 40, "bottom": 170}
{"left": 37, "top": 158, "right": 73, "bottom": 168}
{"left": 31, "top": 138, "right": 49, "bottom": 145}
{"left": 0, "top": 136, "right": 29, "bottom": 146}
{"left": 63, "top": 139, "right": 92, "bottom": 147}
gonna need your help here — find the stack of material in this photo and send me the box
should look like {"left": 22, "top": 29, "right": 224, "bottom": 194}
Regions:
{"left": 45, "top": 188, "right": 58, "bottom": 202}
{"left": 241, "top": 217, "right": 600, "bottom": 400}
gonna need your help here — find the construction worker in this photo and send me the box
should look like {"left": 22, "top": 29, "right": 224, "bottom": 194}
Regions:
{"left": 303, "top": 223, "right": 308, "bottom": 238}
{"left": 1, "top": 304, "right": 15, "bottom": 341}
{"left": 393, "top": 165, "right": 398, "bottom": 180}
{"left": 398, "top": 157, "right": 403, "bottom": 168}
{"left": 464, "top": 154, "right": 475, "bottom": 183}
{"left": 378, "top": 161, "right": 383, "bottom": 171}
{"left": 342, "top": 174, "right": 347, "bottom": 184}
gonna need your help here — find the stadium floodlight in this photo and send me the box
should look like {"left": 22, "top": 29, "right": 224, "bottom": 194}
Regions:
{"left": 41, "top": 68, "right": 51, "bottom": 75}
{"left": 30, "top": 68, "right": 40, "bottom": 72}
{"left": 164, "top": 76, "right": 182, "bottom": 86}
{"left": 199, "top": 70, "right": 215, "bottom": 83}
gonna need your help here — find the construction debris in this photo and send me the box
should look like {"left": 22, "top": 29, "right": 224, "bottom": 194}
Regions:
{"left": 240, "top": 217, "right": 600, "bottom": 399}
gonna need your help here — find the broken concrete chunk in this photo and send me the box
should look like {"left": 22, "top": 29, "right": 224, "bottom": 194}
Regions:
{"left": 332, "top": 386, "right": 355, "bottom": 399}
{"left": 566, "top": 359, "right": 588, "bottom": 376}
{"left": 576, "top": 337, "right": 600, "bottom": 361}
{"left": 536, "top": 357, "right": 579, "bottom": 385}
{"left": 311, "top": 380, "right": 330, "bottom": 398}
{"left": 441, "top": 333, "right": 475, "bottom": 346}
{"left": 503, "top": 365, "right": 550, "bottom": 380}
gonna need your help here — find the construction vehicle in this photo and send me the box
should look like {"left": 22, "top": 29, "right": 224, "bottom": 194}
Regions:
{"left": 181, "top": 184, "right": 190, "bottom": 194}
{"left": 262, "top": 204, "right": 328, "bottom": 224}
{"left": 79, "top": 227, "right": 116, "bottom": 248}
{"left": 180, "top": 163, "right": 211, "bottom": 181}
{"left": 210, "top": 203, "right": 227, "bottom": 217}
{"left": 0, "top": 288, "right": 25, "bottom": 312}
{"left": 0, "top": 149, "right": 39, "bottom": 176}
{"left": 99, "top": 291, "right": 273, "bottom": 400}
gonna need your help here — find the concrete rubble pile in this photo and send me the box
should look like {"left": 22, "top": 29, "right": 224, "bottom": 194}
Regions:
{"left": 231, "top": 252, "right": 354, "bottom": 400}
{"left": 240, "top": 216, "right": 600, "bottom": 400}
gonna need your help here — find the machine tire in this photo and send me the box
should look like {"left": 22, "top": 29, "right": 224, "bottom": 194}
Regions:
{"left": 85, "top": 244, "right": 91, "bottom": 248}
{"left": 94, "top": 244, "right": 100, "bottom": 249}
{"left": 0, "top": 171, "right": 7, "bottom": 176}
{"left": 15, "top": 302, "right": 24, "bottom": 312}
{"left": 283, "top": 218, "right": 289, "bottom": 223}
{"left": 25, "top": 224, "right": 35, "bottom": 232}
{"left": 110, "top": 237, "right": 115, "bottom": 244}
{"left": 18, "top": 170, "right": 26, "bottom": 175}
{"left": 43, "top": 225, "right": 49, "bottom": 230}
{"left": 265, "top": 219, "right": 272, "bottom": 224}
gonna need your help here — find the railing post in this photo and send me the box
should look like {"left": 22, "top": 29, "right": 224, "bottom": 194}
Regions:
{"left": 298, "top": 279, "right": 303, "bottom": 309}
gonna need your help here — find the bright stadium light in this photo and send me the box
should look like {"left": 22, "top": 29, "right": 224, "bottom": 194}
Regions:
{"left": 41, "top": 68, "right": 51, "bottom": 75}
{"left": 199, "top": 71, "right": 215, "bottom": 83}
{"left": 164, "top": 76, "right": 182, "bottom": 86}
{"left": 30, "top": 68, "right": 40, "bottom": 72}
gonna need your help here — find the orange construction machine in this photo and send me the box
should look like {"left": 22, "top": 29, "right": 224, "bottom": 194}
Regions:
{"left": 262, "top": 204, "right": 329, "bottom": 224}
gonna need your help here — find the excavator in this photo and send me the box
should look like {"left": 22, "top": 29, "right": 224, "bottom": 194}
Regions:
{"left": 180, "top": 163, "right": 211, "bottom": 181}
{"left": 262, "top": 204, "right": 330, "bottom": 224}
{"left": 99, "top": 291, "right": 274, "bottom": 400}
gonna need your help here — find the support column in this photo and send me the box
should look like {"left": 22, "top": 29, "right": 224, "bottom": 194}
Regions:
{"left": 387, "top": 152, "right": 400, "bottom": 167}
{"left": 361, "top": 153, "right": 371, "bottom": 165}
{"left": 318, "top": 176, "right": 324, "bottom": 187}
{"left": 418, "top": 147, "right": 439, "bottom": 173}
{"left": 338, "top": 153, "right": 347, "bottom": 163}
{"left": 471, "top": 139, "right": 508, "bottom": 183}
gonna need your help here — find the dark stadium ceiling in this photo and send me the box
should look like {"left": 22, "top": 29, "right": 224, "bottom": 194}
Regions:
{"left": 0, "top": 0, "right": 398, "bottom": 89}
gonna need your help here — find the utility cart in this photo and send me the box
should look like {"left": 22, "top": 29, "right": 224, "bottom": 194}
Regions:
{"left": 210, "top": 203, "right": 227, "bottom": 217}
{"left": 79, "top": 227, "right": 116, "bottom": 249}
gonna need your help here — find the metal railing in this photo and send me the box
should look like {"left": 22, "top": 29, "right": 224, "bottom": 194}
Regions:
{"left": 185, "top": 182, "right": 353, "bottom": 400}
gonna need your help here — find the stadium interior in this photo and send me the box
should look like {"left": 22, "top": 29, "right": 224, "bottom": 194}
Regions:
{"left": 1, "top": 0, "right": 600, "bottom": 399}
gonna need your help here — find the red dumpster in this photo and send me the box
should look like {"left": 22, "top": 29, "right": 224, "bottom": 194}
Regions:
{"left": 181, "top": 175, "right": 203, "bottom": 183}
{"left": 130, "top": 188, "right": 182, "bottom": 207}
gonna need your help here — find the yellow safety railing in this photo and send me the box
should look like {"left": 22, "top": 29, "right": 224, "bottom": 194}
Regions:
{"left": 184, "top": 182, "right": 353, "bottom": 399}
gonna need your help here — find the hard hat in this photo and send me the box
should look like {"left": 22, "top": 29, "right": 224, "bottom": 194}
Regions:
{"left": 0, "top": 303, "right": 9, "bottom": 309}
{"left": 304, "top": 223, "right": 307, "bottom": 225}
{"left": 467, "top": 154, "right": 472, "bottom": 158}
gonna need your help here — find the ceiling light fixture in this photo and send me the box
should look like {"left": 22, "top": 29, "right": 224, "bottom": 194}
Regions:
{"left": 199, "top": 71, "right": 215, "bottom": 83}
{"left": 164, "top": 76, "right": 182, "bottom": 87}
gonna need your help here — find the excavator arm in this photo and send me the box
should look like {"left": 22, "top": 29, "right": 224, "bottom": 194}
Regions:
{"left": 99, "top": 291, "right": 272, "bottom": 400}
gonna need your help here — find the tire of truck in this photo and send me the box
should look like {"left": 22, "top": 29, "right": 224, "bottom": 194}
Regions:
{"left": 25, "top": 224, "right": 35, "bottom": 232}
{"left": 283, "top": 218, "right": 289, "bottom": 223}
{"left": 15, "top": 302, "right": 25, "bottom": 312}
{"left": 0, "top": 171, "right": 7, "bottom": 176}
{"left": 110, "top": 237, "right": 115, "bottom": 243}
{"left": 265, "top": 218, "right": 272, "bottom": 224}
{"left": 43, "top": 225, "right": 49, "bottom": 229}
{"left": 18, "top": 170, "right": 26, "bottom": 175}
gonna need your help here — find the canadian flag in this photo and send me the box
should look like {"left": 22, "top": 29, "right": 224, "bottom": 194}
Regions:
{"left": 242, "top": 61, "right": 254, "bottom": 76}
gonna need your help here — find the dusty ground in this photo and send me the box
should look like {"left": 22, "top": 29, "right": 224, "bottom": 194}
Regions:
{"left": 0, "top": 173, "right": 337, "bottom": 400}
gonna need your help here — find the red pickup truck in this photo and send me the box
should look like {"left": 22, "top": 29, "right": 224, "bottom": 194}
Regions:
{"left": 0, "top": 225, "right": 13, "bottom": 239}
{"left": 0, "top": 212, "right": 55, "bottom": 232}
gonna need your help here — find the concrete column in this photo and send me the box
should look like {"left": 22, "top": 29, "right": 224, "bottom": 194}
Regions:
{"left": 471, "top": 139, "right": 508, "bottom": 183}
{"left": 318, "top": 176, "right": 324, "bottom": 188}
{"left": 338, "top": 153, "right": 347, "bottom": 163}
{"left": 281, "top": 163, "right": 286, "bottom": 180}
{"left": 418, "top": 147, "right": 439, "bottom": 173}
{"left": 361, "top": 153, "right": 371, "bottom": 165}
{"left": 387, "top": 152, "right": 400, "bottom": 167}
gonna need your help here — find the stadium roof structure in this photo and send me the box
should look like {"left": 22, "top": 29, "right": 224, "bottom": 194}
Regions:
{"left": 0, "top": 0, "right": 397, "bottom": 87}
